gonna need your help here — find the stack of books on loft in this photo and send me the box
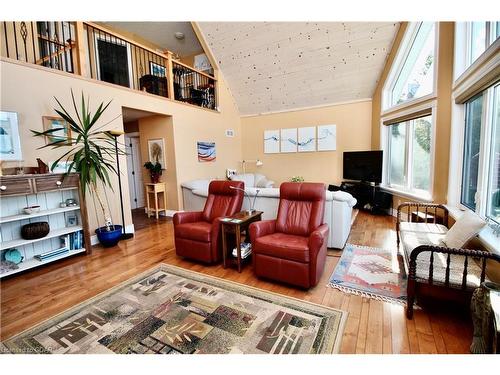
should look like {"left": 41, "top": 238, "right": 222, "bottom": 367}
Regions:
{"left": 232, "top": 242, "right": 251, "bottom": 259}
{"left": 34, "top": 231, "right": 84, "bottom": 262}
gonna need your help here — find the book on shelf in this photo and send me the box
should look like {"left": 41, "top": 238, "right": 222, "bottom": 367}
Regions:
{"left": 34, "top": 247, "right": 69, "bottom": 261}
{"left": 61, "top": 230, "right": 84, "bottom": 251}
{"left": 220, "top": 218, "right": 243, "bottom": 224}
{"left": 232, "top": 242, "right": 252, "bottom": 259}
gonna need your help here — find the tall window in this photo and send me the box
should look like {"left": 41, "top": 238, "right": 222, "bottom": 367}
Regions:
{"left": 459, "top": 83, "right": 500, "bottom": 224}
{"left": 486, "top": 85, "right": 500, "bottom": 223}
{"left": 461, "top": 94, "right": 483, "bottom": 210}
{"left": 455, "top": 22, "right": 500, "bottom": 78}
{"left": 388, "top": 22, "right": 436, "bottom": 108}
{"left": 387, "top": 115, "right": 432, "bottom": 197}
{"left": 382, "top": 22, "right": 437, "bottom": 199}
{"left": 468, "top": 22, "right": 487, "bottom": 66}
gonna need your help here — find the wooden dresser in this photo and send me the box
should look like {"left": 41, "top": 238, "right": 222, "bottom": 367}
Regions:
{"left": 0, "top": 173, "right": 91, "bottom": 278}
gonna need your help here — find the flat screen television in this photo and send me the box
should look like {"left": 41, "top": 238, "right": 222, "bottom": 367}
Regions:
{"left": 343, "top": 151, "right": 383, "bottom": 183}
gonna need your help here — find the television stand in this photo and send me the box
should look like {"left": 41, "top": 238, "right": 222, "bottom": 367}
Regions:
{"left": 334, "top": 181, "right": 392, "bottom": 215}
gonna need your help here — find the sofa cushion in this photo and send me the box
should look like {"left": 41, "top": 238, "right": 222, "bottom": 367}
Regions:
{"left": 400, "top": 224, "right": 485, "bottom": 289}
{"left": 254, "top": 233, "right": 310, "bottom": 263}
{"left": 254, "top": 174, "right": 274, "bottom": 188}
{"left": 230, "top": 173, "right": 255, "bottom": 187}
{"left": 181, "top": 179, "right": 211, "bottom": 191}
{"left": 399, "top": 222, "right": 448, "bottom": 235}
{"left": 327, "top": 191, "right": 357, "bottom": 207}
{"left": 175, "top": 221, "right": 212, "bottom": 242}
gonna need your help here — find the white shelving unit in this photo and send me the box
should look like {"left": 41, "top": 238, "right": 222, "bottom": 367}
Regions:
{"left": 0, "top": 206, "right": 80, "bottom": 224}
{"left": 0, "top": 225, "right": 83, "bottom": 251}
{"left": 0, "top": 173, "right": 90, "bottom": 278}
{"left": 0, "top": 249, "right": 86, "bottom": 278}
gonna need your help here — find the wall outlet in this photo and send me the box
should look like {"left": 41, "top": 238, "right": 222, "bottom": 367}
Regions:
{"left": 226, "top": 168, "right": 237, "bottom": 179}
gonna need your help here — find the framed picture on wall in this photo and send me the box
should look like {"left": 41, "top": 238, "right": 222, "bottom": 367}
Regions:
{"left": 150, "top": 61, "right": 166, "bottom": 77}
{"left": 197, "top": 141, "right": 216, "bottom": 162}
{"left": 50, "top": 160, "right": 75, "bottom": 173}
{"left": 317, "top": 124, "right": 337, "bottom": 151}
{"left": 280, "top": 128, "right": 297, "bottom": 153}
{"left": 148, "top": 138, "right": 166, "bottom": 168}
{"left": 42, "top": 116, "right": 72, "bottom": 145}
{"left": 264, "top": 129, "right": 280, "bottom": 153}
{"left": 298, "top": 127, "right": 316, "bottom": 152}
{"left": 0, "top": 111, "right": 22, "bottom": 161}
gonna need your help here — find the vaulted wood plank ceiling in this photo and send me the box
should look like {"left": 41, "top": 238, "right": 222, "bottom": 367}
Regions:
{"left": 198, "top": 22, "right": 400, "bottom": 116}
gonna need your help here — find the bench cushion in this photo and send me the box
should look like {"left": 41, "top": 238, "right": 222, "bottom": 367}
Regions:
{"left": 400, "top": 222, "right": 484, "bottom": 289}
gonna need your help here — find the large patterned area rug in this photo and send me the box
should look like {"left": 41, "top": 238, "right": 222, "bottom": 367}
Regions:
{"left": 3, "top": 264, "right": 347, "bottom": 354}
{"left": 328, "top": 244, "right": 407, "bottom": 305}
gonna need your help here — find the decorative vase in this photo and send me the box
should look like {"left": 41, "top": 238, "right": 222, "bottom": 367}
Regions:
{"left": 470, "top": 281, "right": 500, "bottom": 354}
{"left": 95, "top": 225, "right": 122, "bottom": 247}
{"left": 21, "top": 222, "right": 50, "bottom": 240}
{"left": 151, "top": 173, "right": 161, "bottom": 183}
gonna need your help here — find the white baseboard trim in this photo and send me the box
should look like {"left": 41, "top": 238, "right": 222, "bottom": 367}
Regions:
{"left": 161, "top": 210, "right": 181, "bottom": 218}
{"left": 90, "top": 224, "right": 135, "bottom": 246}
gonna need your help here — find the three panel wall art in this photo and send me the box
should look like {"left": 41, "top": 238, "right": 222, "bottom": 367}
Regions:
{"left": 263, "top": 125, "right": 336, "bottom": 154}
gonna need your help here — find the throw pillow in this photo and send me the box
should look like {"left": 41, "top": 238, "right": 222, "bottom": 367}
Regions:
{"left": 443, "top": 211, "right": 486, "bottom": 249}
{"left": 230, "top": 174, "right": 255, "bottom": 187}
{"left": 255, "top": 177, "right": 270, "bottom": 188}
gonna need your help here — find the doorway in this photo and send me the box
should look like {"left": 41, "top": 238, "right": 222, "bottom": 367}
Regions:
{"left": 125, "top": 133, "right": 144, "bottom": 210}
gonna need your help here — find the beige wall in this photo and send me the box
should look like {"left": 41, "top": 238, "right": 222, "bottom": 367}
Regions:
{"left": 371, "top": 22, "right": 455, "bottom": 205}
{"left": 137, "top": 115, "right": 179, "bottom": 210}
{"left": 240, "top": 100, "right": 372, "bottom": 185}
{"left": 0, "top": 58, "right": 242, "bottom": 233}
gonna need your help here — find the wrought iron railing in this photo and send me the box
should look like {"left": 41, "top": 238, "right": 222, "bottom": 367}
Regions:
{"left": 1, "top": 21, "right": 218, "bottom": 111}
{"left": 84, "top": 23, "right": 168, "bottom": 93}
{"left": 1, "top": 21, "right": 75, "bottom": 73}
{"left": 172, "top": 61, "right": 217, "bottom": 110}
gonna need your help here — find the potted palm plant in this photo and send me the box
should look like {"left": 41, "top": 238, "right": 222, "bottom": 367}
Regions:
{"left": 32, "top": 90, "right": 124, "bottom": 247}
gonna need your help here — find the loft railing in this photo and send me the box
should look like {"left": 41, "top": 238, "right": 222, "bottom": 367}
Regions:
{"left": 1, "top": 21, "right": 218, "bottom": 111}
{"left": 84, "top": 22, "right": 170, "bottom": 93}
{"left": 1, "top": 21, "right": 75, "bottom": 73}
{"left": 172, "top": 60, "right": 217, "bottom": 110}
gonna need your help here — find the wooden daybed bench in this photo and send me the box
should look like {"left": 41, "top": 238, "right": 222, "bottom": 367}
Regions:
{"left": 396, "top": 202, "right": 500, "bottom": 319}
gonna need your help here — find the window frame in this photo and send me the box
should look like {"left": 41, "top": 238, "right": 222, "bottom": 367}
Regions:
{"left": 453, "top": 22, "right": 500, "bottom": 81}
{"left": 93, "top": 32, "right": 134, "bottom": 89}
{"left": 448, "top": 23, "right": 500, "bottom": 254}
{"left": 381, "top": 101, "right": 437, "bottom": 201}
{"left": 382, "top": 22, "right": 439, "bottom": 114}
{"left": 460, "top": 92, "right": 486, "bottom": 211}
{"left": 452, "top": 83, "right": 499, "bottom": 222}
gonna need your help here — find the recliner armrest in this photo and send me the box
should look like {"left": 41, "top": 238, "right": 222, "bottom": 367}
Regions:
{"left": 309, "top": 223, "right": 329, "bottom": 252}
{"left": 173, "top": 211, "right": 204, "bottom": 225}
{"left": 249, "top": 220, "right": 276, "bottom": 240}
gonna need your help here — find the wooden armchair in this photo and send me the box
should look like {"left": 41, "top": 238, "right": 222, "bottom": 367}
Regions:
{"left": 396, "top": 202, "right": 500, "bottom": 319}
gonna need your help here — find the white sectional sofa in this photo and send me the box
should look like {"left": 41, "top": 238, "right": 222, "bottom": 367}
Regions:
{"left": 180, "top": 175, "right": 357, "bottom": 249}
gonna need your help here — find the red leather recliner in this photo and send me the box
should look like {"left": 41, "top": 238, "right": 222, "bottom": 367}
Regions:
{"left": 173, "top": 180, "right": 244, "bottom": 264}
{"left": 249, "top": 182, "right": 329, "bottom": 288}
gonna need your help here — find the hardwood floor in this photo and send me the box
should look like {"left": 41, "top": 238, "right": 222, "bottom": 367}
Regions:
{"left": 0, "top": 210, "right": 473, "bottom": 353}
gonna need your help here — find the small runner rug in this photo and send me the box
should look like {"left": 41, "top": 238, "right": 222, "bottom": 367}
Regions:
{"left": 3, "top": 264, "right": 347, "bottom": 354}
{"left": 328, "top": 244, "right": 407, "bottom": 305}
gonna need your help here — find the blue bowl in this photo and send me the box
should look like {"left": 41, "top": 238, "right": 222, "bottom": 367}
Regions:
{"left": 95, "top": 225, "right": 122, "bottom": 247}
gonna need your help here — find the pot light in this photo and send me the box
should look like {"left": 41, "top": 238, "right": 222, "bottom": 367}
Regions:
{"left": 174, "top": 32, "right": 185, "bottom": 40}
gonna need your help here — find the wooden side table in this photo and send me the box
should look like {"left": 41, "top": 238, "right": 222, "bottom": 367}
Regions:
{"left": 145, "top": 182, "right": 167, "bottom": 219}
{"left": 221, "top": 211, "right": 263, "bottom": 272}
